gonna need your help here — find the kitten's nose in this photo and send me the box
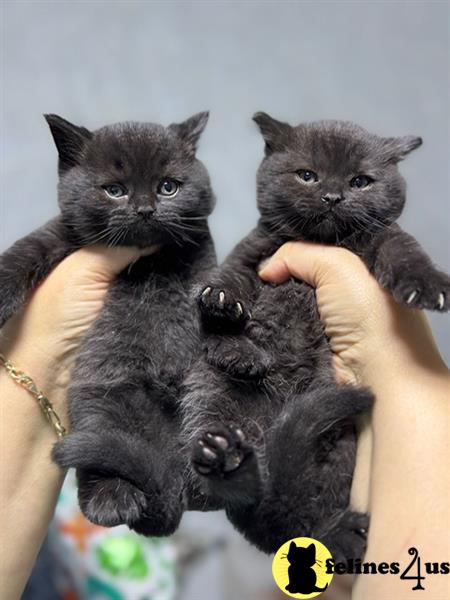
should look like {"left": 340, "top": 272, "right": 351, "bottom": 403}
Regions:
{"left": 136, "top": 206, "right": 155, "bottom": 218}
{"left": 321, "top": 193, "right": 345, "bottom": 206}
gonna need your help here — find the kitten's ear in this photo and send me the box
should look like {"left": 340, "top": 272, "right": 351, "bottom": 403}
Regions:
{"left": 381, "top": 135, "right": 422, "bottom": 163}
{"left": 289, "top": 541, "right": 297, "bottom": 551}
{"left": 168, "top": 111, "right": 209, "bottom": 154}
{"left": 44, "top": 114, "right": 92, "bottom": 172}
{"left": 253, "top": 112, "right": 292, "bottom": 155}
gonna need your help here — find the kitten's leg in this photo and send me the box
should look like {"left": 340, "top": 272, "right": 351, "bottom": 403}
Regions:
{"left": 195, "top": 229, "right": 277, "bottom": 379}
{"left": 182, "top": 362, "right": 264, "bottom": 504}
{"left": 226, "top": 384, "right": 373, "bottom": 560}
{"left": 0, "top": 217, "right": 71, "bottom": 326}
{"left": 53, "top": 427, "right": 184, "bottom": 536}
{"left": 204, "top": 334, "right": 272, "bottom": 380}
{"left": 365, "top": 225, "right": 450, "bottom": 311}
{"left": 196, "top": 228, "right": 276, "bottom": 333}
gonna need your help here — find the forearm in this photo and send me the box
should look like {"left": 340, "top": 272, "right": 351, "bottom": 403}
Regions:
{"left": 352, "top": 311, "right": 450, "bottom": 600}
{"left": 0, "top": 342, "right": 68, "bottom": 599}
{"left": 0, "top": 245, "right": 150, "bottom": 599}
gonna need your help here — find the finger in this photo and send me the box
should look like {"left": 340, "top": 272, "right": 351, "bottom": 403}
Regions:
{"left": 65, "top": 245, "right": 160, "bottom": 282}
{"left": 258, "top": 241, "right": 358, "bottom": 288}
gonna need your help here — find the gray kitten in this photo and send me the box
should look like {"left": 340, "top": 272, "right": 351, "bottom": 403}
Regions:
{"left": 0, "top": 113, "right": 217, "bottom": 534}
{"left": 184, "top": 115, "right": 449, "bottom": 561}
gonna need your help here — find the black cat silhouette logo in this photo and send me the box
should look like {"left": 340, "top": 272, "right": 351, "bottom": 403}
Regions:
{"left": 272, "top": 537, "right": 334, "bottom": 598}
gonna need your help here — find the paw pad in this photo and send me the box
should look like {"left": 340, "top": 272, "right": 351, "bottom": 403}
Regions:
{"left": 191, "top": 424, "right": 250, "bottom": 477}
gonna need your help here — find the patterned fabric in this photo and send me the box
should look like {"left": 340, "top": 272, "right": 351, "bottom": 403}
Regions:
{"left": 48, "top": 471, "right": 178, "bottom": 600}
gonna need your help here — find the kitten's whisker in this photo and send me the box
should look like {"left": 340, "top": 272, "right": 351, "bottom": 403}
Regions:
{"left": 82, "top": 226, "right": 115, "bottom": 246}
{"left": 166, "top": 222, "right": 201, "bottom": 247}
{"left": 171, "top": 215, "right": 207, "bottom": 222}
{"left": 107, "top": 226, "right": 126, "bottom": 248}
{"left": 113, "top": 227, "right": 128, "bottom": 247}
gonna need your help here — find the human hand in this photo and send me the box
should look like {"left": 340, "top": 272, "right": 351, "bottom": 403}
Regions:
{"left": 0, "top": 245, "right": 157, "bottom": 404}
{"left": 258, "top": 241, "right": 446, "bottom": 386}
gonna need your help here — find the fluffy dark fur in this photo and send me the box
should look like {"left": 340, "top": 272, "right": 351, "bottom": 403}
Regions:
{"left": 0, "top": 112, "right": 217, "bottom": 534}
{"left": 183, "top": 114, "right": 449, "bottom": 561}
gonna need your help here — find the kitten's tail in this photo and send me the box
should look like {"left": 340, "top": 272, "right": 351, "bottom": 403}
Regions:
{"left": 314, "top": 583, "right": 329, "bottom": 592}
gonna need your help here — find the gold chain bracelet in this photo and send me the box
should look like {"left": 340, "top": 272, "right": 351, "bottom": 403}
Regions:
{"left": 0, "top": 352, "right": 66, "bottom": 438}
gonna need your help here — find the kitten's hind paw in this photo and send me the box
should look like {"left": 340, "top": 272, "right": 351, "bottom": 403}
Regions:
{"left": 54, "top": 430, "right": 183, "bottom": 535}
{"left": 191, "top": 424, "right": 252, "bottom": 477}
{"left": 318, "top": 510, "right": 370, "bottom": 562}
{"left": 77, "top": 469, "right": 182, "bottom": 536}
{"left": 77, "top": 469, "right": 148, "bottom": 528}
{"left": 198, "top": 286, "right": 250, "bottom": 330}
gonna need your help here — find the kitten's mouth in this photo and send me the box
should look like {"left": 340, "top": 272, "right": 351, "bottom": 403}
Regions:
{"left": 308, "top": 209, "right": 353, "bottom": 243}
{"left": 318, "top": 207, "right": 337, "bottom": 221}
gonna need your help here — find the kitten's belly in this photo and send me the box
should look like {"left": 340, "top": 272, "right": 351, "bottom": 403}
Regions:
{"left": 74, "top": 274, "right": 200, "bottom": 390}
{"left": 247, "top": 279, "right": 331, "bottom": 390}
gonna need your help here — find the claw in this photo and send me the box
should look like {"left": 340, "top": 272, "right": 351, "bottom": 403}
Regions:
{"left": 236, "top": 302, "right": 243, "bottom": 316}
{"left": 202, "top": 286, "right": 212, "bottom": 297}
{"left": 202, "top": 447, "right": 218, "bottom": 461}
{"left": 437, "top": 293, "right": 445, "bottom": 310}
{"left": 205, "top": 433, "right": 229, "bottom": 450}
{"left": 406, "top": 290, "right": 418, "bottom": 304}
{"left": 196, "top": 464, "right": 212, "bottom": 475}
{"left": 218, "top": 291, "right": 225, "bottom": 308}
{"left": 234, "top": 428, "right": 245, "bottom": 441}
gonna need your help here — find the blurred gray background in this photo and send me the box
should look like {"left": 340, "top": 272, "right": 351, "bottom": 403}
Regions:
{"left": 2, "top": 1, "right": 449, "bottom": 599}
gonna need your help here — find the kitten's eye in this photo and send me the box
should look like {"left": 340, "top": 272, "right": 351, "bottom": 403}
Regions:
{"left": 103, "top": 183, "right": 128, "bottom": 199}
{"left": 350, "top": 175, "right": 374, "bottom": 189}
{"left": 157, "top": 178, "right": 180, "bottom": 197}
{"left": 297, "top": 169, "right": 319, "bottom": 183}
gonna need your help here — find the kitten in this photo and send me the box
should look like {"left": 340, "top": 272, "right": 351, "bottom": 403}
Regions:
{"left": 0, "top": 113, "right": 217, "bottom": 534}
{"left": 285, "top": 541, "right": 328, "bottom": 595}
{"left": 183, "top": 115, "right": 449, "bottom": 561}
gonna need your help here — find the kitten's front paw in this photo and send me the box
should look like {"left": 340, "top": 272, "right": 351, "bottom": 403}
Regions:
{"left": 198, "top": 286, "right": 250, "bottom": 328}
{"left": 191, "top": 424, "right": 252, "bottom": 477}
{"left": 388, "top": 269, "right": 450, "bottom": 311}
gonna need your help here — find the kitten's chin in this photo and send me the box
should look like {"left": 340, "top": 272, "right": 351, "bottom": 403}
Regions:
{"left": 121, "top": 230, "right": 169, "bottom": 248}
{"left": 303, "top": 214, "right": 353, "bottom": 244}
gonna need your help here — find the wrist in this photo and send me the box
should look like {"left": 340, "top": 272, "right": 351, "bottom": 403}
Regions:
{"left": 2, "top": 336, "right": 70, "bottom": 418}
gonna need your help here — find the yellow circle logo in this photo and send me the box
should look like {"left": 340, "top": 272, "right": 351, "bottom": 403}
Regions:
{"left": 272, "top": 537, "right": 334, "bottom": 598}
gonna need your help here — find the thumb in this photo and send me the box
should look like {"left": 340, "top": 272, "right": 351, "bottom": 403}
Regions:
{"left": 258, "top": 241, "right": 359, "bottom": 288}
{"left": 258, "top": 242, "right": 339, "bottom": 287}
{"left": 67, "top": 244, "right": 160, "bottom": 283}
